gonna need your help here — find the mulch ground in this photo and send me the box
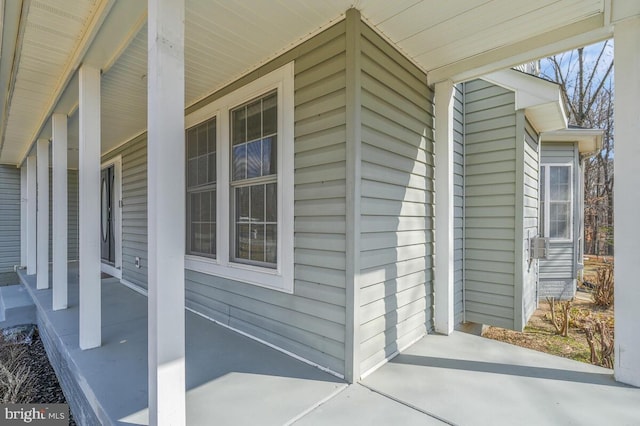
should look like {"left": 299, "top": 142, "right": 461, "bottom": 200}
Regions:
{"left": 0, "top": 326, "right": 76, "bottom": 425}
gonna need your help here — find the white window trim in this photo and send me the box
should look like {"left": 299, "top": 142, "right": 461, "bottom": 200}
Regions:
{"left": 185, "top": 62, "right": 294, "bottom": 293}
{"left": 541, "top": 163, "right": 573, "bottom": 243}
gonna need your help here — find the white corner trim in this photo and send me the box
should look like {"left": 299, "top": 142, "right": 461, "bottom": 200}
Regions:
{"left": 185, "top": 61, "right": 295, "bottom": 294}
{"left": 434, "top": 80, "right": 455, "bottom": 335}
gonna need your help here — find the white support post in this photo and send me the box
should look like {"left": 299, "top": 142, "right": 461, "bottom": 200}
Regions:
{"left": 78, "top": 64, "right": 101, "bottom": 350}
{"left": 26, "top": 155, "right": 37, "bottom": 275}
{"left": 20, "top": 166, "right": 27, "bottom": 267}
{"left": 613, "top": 15, "right": 640, "bottom": 388}
{"left": 52, "top": 113, "right": 68, "bottom": 310}
{"left": 147, "top": 0, "right": 186, "bottom": 424}
{"left": 434, "top": 80, "right": 455, "bottom": 335}
{"left": 36, "top": 139, "right": 49, "bottom": 290}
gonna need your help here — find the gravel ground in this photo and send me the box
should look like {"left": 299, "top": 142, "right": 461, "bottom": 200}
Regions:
{"left": 0, "top": 326, "right": 76, "bottom": 425}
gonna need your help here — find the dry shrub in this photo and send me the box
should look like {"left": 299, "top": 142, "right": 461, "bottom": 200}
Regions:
{"left": 584, "top": 320, "right": 614, "bottom": 368}
{"left": 546, "top": 297, "right": 572, "bottom": 337}
{"left": 569, "top": 307, "right": 591, "bottom": 329}
{"left": 0, "top": 340, "right": 36, "bottom": 403}
{"left": 592, "top": 263, "right": 614, "bottom": 307}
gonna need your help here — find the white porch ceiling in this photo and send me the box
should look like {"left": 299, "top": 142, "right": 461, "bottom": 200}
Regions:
{"left": 0, "top": 0, "right": 610, "bottom": 167}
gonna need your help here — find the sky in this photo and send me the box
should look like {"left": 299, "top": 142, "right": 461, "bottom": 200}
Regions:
{"left": 538, "top": 40, "right": 614, "bottom": 94}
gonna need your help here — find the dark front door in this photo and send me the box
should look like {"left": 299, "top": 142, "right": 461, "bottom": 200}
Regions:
{"left": 101, "top": 165, "right": 115, "bottom": 265}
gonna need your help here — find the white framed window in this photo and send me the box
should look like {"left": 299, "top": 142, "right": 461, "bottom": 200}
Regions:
{"left": 184, "top": 62, "right": 294, "bottom": 293}
{"left": 186, "top": 117, "right": 217, "bottom": 258}
{"left": 539, "top": 164, "right": 573, "bottom": 241}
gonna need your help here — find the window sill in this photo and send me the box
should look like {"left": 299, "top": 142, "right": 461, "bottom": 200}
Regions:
{"left": 185, "top": 255, "right": 293, "bottom": 294}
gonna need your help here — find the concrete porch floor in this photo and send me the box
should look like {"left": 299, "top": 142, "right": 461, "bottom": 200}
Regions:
{"left": 16, "top": 267, "right": 640, "bottom": 425}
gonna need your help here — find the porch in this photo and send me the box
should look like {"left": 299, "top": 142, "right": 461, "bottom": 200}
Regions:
{"left": 16, "top": 267, "right": 640, "bottom": 425}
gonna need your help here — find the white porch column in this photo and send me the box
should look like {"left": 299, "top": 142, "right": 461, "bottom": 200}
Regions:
{"left": 26, "top": 155, "right": 37, "bottom": 275}
{"left": 52, "top": 113, "right": 68, "bottom": 310}
{"left": 613, "top": 15, "right": 640, "bottom": 388}
{"left": 78, "top": 64, "right": 101, "bottom": 349}
{"left": 147, "top": 0, "right": 186, "bottom": 424}
{"left": 36, "top": 139, "right": 49, "bottom": 290}
{"left": 434, "top": 80, "right": 456, "bottom": 335}
{"left": 20, "top": 166, "right": 27, "bottom": 267}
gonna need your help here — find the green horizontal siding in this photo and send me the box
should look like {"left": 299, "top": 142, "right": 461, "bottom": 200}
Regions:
{"left": 463, "top": 79, "right": 517, "bottom": 329}
{"left": 0, "top": 166, "right": 20, "bottom": 276}
{"left": 358, "top": 23, "right": 433, "bottom": 375}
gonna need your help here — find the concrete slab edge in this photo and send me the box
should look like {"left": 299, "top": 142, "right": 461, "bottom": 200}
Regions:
{"left": 359, "top": 383, "right": 457, "bottom": 426}
{"left": 283, "top": 383, "right": 349, "bottom": 426}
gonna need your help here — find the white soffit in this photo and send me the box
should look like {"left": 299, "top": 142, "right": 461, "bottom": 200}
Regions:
{"left": 1, "top": 0, "right": 611, "bottom": 166}
{"left": 541, "top": 128, "right": 604, "bottom": 154}
{"left": 483, "top": 69, "right": 568, "bottom": 133}
{"left": 1, "top": 0, "right": 101, "bottom": 164}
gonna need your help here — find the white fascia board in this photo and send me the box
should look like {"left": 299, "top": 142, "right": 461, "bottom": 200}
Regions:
{"left": 483, "top": 68, "right": 567, "bottom": 132}
{"left": 541, "top": 128, "right": 605, "bottom": 154}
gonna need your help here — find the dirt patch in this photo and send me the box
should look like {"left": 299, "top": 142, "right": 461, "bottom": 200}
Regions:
{"left": 483, "top": 291, "right": 614, "bottom": 365}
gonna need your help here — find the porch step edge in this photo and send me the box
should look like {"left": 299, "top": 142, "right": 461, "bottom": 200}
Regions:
{"left": 0, "top": 284, "right": 36, "bottom": 328}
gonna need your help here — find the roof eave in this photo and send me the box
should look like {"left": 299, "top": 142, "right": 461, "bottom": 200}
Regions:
{"left": 540, "top": 128, "right": 605, "bottom": 155}
{"left": 482, "top": 68, "right": 567, "bottom": 133}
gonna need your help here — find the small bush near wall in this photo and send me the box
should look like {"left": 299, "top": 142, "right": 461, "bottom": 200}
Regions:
{"left": 592, "top": 263, "right": 614, "bottom": 307}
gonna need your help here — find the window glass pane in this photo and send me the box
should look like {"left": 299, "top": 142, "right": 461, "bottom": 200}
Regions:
{"left": 265, "top": 224, "right": 277, "bottom": 264}
{"left": 197, "top": 124, "right": 208, "bottom": 156}
{"left": 198, "top": 156, "right": 207, "bottom": 186}
{"left": 188, "top": 158, "right": 198, "bottom": 188}
{"left": 236, "top": 224, "right": 250, "bottom": 259}
{"left": 192, "top": 223, "right": 201, "bottom": 253}
{"left": 191, "top": 192, "right": 201, "bottom": 222}
{"left": 232, "top": 144, "right": 247, "bottom": 181}
{"left": 262, "top": 137, "right": 277, "bottom": 176}
{"left": 266, "top": 183, "right": 277, "bottom": 222}
{"left": 232, "top": 107, "right": 246, "bottom": 145}
{"left": 236, "top": 187, "right": 249, "bottom": 222}
{"left": 230, "top": 92, "right": 278, "bottom": 267}
{"left": 550, "top": 203, "right": 570, "bottom": 239}
{"left": 208, "top": 153, "right": 216, "bottom": 184}
{"left": 247, "top": 99, "right": 262, "bottom": 142}
{"left": 207, "top": 119, "right": 216, "bottom": 153}
{"left": 186, "top": 117, "right": 216, "bottom": 257}
{"left": 250, "top": 224, "right": 265, "bottom": 262}
{"left": 247, "top": 140, "right": 262, "bottom": 179}
{"left": 263, "top": 93, "right": 277, "bottom": 135}
{"left": 251, "top": 185, "right": 265, "bottom": 222}
{"left": 550, "top": 166, "right": 570, "bottom": 201}
{"left": 200, "top": 224, "right": 211, "bottom": 255}
{"left": 201, "top": 191, "right": 210, "bottom": 222}
{"left": 187, "top": 128, "right": 198, "bottom": 159}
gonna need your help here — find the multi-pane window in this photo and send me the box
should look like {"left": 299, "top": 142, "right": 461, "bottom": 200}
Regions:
{"left": 186, "top": 117, "right": 217, "bottom": 257}
{"left": 540, "top": 165, "right": 572, "bottom": 240}
{"left": 184, "top": 62, "right": 293, "bottom": 292}
{"left": 230, "top": 92, "right": 278, "bottom": 267}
